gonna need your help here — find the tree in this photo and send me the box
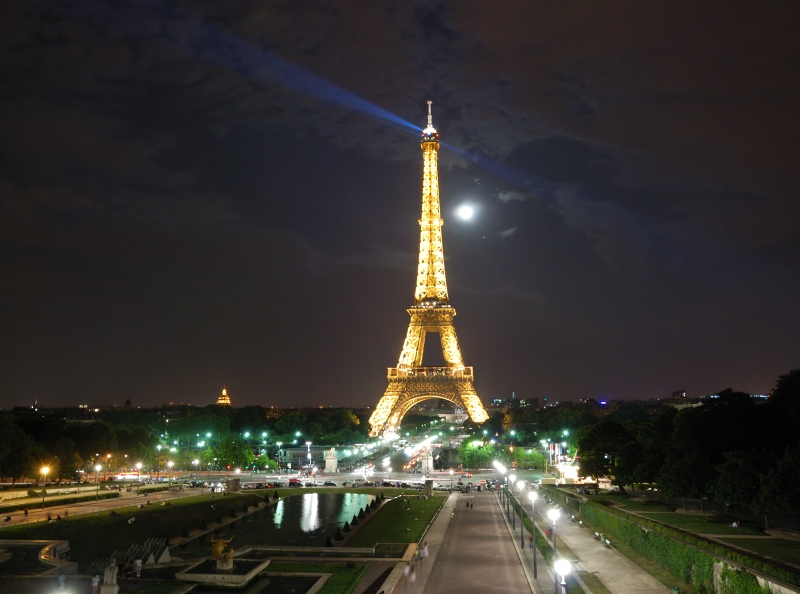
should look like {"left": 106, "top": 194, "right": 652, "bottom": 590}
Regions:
{"left": 216, "top": 433, "right": 255, "bottom": 470}
{"left": 576, "top": 421, "right": 638, "bottom": 493}
{"left": 757, "top": 444, "right": 800, "bottom": 528}
{"left": 712, "top": 450, "right": 771, "bottom": 514}
{"left": 658, "top": 449, "right": 714, "bottom": 508}
{"left": 0, "top": 414, "right": 38, "bottom": 483}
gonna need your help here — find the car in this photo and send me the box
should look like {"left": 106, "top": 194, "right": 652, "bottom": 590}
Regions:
{"left": 381, "top": 481, "right": 394, "bottom": 487}
{"left": 323, "top": 481, "right": 336, "bottom": 486}
{"left": 460, "top": 472, "right": 472, "bottom": 478}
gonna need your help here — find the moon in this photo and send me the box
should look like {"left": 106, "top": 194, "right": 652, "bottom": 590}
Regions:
{"left": 455, "top": 204, "right": 475, "bottom": 220}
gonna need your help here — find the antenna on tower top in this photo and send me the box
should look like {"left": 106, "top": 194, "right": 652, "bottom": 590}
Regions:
{"left": 427, "top": 100, "right": 433, "bottom": 128}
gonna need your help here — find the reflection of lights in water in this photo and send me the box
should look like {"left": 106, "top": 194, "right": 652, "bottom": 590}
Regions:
{"left": 273, "top": 499, "right": 284, "bottom": 529}
{"left": 300, "top": 493, "right": 319, "bottom": 533}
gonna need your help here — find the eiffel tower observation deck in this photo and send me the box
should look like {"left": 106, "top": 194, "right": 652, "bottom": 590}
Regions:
{"left": 369, "top": 102, "right": 489, "bottom": 438}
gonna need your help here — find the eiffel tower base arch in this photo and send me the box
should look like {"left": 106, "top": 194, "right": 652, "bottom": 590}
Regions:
{"left": 368, "top": 369, "right": 488, "bottom": 437}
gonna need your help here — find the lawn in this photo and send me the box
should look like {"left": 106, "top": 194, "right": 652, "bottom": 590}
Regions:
{"left": 269, "top": 562, "right": 368, "bottom": 594}
{"left": 637, "top": 512, "right": 763, "bottom": 535}
{"left": 344, "top": 492, "right": 447, "bottom": 547}
{"left": 716, "top": 537, "right": 800, "bottom": 568}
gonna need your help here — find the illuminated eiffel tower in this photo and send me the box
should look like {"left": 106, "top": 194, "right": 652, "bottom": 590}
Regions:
{"left": 368, "top": 102, "right": 489, "bottom": 437}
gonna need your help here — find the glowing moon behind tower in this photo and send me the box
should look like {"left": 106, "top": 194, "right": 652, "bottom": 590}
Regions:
{"left": 456, "top": 204, "right": 475, "bottom": 220}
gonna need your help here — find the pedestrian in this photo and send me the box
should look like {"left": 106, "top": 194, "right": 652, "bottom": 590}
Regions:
{"left": 466, "top": 501, "right": 469, "bottom": 508}
{"left": 422, "top": 542, "right": 429, "bottom": 559}
{"left": 23, "top": 509, "right": 28, "bottom": 517}
{"left": 57, "top": 572, "right": 66, "bottom": 591}
{"left": 134, "top": 558, "right": 142, "bottom": 577}
{"left": 409, "top": 567, "right": 416, "bottom": 583}
{"left": 403, "top": 564, "right": 410, "bottom": 579}
{"left": 92, "top": 574, "right": 101, "bottom": 594}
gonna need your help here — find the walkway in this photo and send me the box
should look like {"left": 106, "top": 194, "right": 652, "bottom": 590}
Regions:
{"left": 399, "top": 490, "right": 533, "bottom": 594}
{"left": 397, "top": 488, "right": 671, "bottom": 594}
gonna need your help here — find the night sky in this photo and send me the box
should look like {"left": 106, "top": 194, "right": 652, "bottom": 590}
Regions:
{"left": 2, "top": 2, "right": 799, "bottom": 410}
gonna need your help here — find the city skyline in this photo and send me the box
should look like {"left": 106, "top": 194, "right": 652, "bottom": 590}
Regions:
{"left": 2, "top": 3, "right": 799, "bottom": 409}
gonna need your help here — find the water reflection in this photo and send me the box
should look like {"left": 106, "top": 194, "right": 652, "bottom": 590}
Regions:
{"left": 177, "top": 493, "right": 374, "bottom": 558}
{"left": 299, "top": 493, "right": 319, "bottom": 533}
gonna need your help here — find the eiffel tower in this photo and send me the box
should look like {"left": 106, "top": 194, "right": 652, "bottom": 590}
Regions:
{"left": 368, "top": 102, "right": 489, "bottom": 438}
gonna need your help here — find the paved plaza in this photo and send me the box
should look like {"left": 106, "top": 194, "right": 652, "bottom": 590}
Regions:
{"left": 398, "top": 489, "right": 670, "bottom": 594}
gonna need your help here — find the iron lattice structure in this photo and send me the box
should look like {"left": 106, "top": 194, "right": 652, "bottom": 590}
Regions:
{"left": 369, "top": 102, "right": 489, "bottom": 437}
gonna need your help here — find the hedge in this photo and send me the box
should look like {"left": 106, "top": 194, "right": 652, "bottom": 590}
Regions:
{"left": 542, "top": 487, "right": 800, "bottom": 591}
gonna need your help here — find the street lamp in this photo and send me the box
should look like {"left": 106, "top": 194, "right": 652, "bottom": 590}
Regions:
{"left": 449, "top": 469, "right": 454, "bottom": 490}
{"left": 517, "top": 479, "right": 526, "bottom": 548}
{"left": 306, "top": 441, "right": 312, "bottom": 474}
{"left": 548, "top": 508, "right": 561, "bottom": 594}
{"left": 508, "top": 474, "right": 516, "bottom": 523}
{"left": 528, "top": 491, "right": 539, "bottom": 578}
{"left": 40, "top": 466, "right": 49, "bottom": 509}
{"left": 192, "top": 459, "right": 199, "bottom": 476}
{"left": 276, "top": 442, "right": 283, "bottom": 472}
{"left": 95, "top": 464, "right": 102, "bottom": 501}
{"left": 167, "top": 461, "right": 174, "bottom": 484}
{"left": 554, "top": 559, "right": 571, "bottom": 594}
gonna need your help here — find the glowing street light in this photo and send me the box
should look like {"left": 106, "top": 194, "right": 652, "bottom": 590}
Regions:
{"left": 192, "top": 459, "right": 199, "bottom": 475}
{"left": 528, "top": 491, "right": 539, "bottom": 578}
{"left": 554, "top": 559, "right": 572, "bottom": 594}
{"left": 508, "top": 474, "right": 516, "bottom": 524}
{"left": 548, "top": 508, "right": 562, "bottom": 594}
{"left": 167, "top": 461, "right": 174, "bottom": 483}
{"left": 449, "top": 468, "right": 454, "bottom": 490}
{"left": 517, "top": 479, "right": 526, "bottom": 548}
{"left": 40, "top": 466, "right": 49, "bottom": 509}
{"left": 95, "top": 464, "right": 102, "bottom": 501}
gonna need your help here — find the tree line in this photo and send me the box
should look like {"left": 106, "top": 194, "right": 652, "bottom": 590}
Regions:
{"left": 0, "top": 405, "right": 369, "bottom": 483}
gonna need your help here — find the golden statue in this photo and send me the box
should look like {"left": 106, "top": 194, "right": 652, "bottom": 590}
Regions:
{"left": 210, "top": 536, "right": 233, "bottom": 559}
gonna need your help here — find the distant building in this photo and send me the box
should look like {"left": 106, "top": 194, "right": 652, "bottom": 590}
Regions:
{"left": 216, "top": 386, "right": 232, "bottom": 406}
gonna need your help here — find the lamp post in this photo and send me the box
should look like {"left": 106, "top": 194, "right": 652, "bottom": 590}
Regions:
{"left": 528, "top": 491, "right": 539, "bottom": 578}
{"left": 548, "top": 508, "right": 561, "bottom": 594}
{"left": 554, "top": 559, "right": 571, "bottom": 594}
{"left": 276, "top": 442, "right": 283, "bottom": 473}
{"left": 449, "top": 469, "right": 454, "bottom": 490}
{"left": 517, "top": 480, "right": 526, "bottom": 548}
{"left": 192, "top": 459, "right": 199, "bottom": 477}
{"left": 95, "top": 464, "right": 102, "bottom": 501}
{"left": 40, "top": 466, "right": 49, "bottom": 509}
{"left": 508, "top": 474, "right": 516, "bottom": 523}
{"left": 167, "top": 461, "right": 174, "bottom": 484}
{"left": 306, "top": 441, "right": 312, "bottom": 474}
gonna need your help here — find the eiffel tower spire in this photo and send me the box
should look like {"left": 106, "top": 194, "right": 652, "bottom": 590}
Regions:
{"left": 368, "top": 102, "right": 489, "bottom": 437}
{"left": 415, "top": 100, "right": 449, "bottom": 306}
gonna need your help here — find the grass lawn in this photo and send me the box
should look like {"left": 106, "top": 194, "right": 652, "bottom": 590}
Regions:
{"left": 344, "top": 493, "right": 447, "bottom": 547}
{"left": 577, "top": 571, "right": 613, "bottom": 594}
{"left": 269, "top": 562, "right": 368, "bottom": 594}
{"left": 614, "top": 500, "right": 676, "bottom": 513}
{"left": 637, "top": 512, "right": 763, "bottom": 535}
{"left": 716, "top": 537, "right": 800, "bottom": 568}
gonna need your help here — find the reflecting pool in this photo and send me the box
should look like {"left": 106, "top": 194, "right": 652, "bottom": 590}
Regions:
{"left": 177, "top": 493, "right": 374, "bottom": 558}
